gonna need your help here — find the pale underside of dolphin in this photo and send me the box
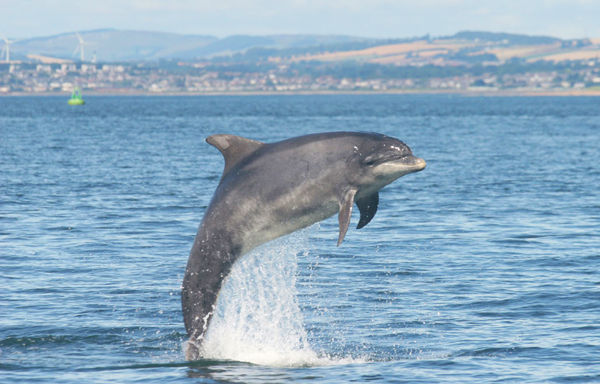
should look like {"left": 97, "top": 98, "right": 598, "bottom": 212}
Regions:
{"left": 181, "top": 131, "right": 426, "bottom": 360}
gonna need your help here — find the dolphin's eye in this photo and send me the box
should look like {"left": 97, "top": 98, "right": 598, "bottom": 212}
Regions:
{"left": 362, "top": 155, "right": 380, "bottom": 166}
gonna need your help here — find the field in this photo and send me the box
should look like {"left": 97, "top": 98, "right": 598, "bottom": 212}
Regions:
{"left": 291, "top": 37, "right": 600, "bottom": 66}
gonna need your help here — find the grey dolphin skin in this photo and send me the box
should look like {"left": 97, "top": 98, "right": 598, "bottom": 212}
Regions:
{"left": 182, "top": 131, "right": 426, "bottom": 359}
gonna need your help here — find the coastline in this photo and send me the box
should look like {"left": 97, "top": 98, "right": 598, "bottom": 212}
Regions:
{"left": 2, "top": 88, "right": 600, "bottom": 97}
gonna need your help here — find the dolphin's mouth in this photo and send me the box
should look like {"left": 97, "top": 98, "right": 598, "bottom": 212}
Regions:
{"left": 369, "top": 154, "right": 426, "bottom": 177}
{"left": 365, "top": 152, "right": 426, "bottom": 171}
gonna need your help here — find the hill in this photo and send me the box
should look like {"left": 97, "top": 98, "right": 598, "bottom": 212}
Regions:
{"left": 6, "top": 29, "right": 370, "bottom": 62}
{"left": 272, "top": 31, "right": 599, "bottom": 66}
{"left": 5, "top": 29, "right": 599, "bottom": 65}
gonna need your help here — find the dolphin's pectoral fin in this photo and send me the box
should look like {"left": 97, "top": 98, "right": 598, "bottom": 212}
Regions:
{"left": 337, "top": 188, "right": 357, "bottom": 246}
{"left": 356, "top": 192, "right": 379, "bottom": 229}
{"left": 206, "top": 134, "right": 264, "bottom": 176}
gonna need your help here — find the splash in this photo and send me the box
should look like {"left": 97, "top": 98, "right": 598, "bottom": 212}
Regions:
{"left": 198, "top": 229, "right": 346, "bottom": 367}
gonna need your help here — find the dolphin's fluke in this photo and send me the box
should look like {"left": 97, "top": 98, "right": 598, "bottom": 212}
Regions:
{"left": 206, "top": 134, "right": 264, "bottom": 176}
{"left": 337, "top": 189, "right": 357, "bottom": 246}
{"left": 356, "top": 192, "right": 379, "bottom": 229}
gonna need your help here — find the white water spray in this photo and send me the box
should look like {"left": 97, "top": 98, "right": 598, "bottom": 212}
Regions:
{"left": 199, "top": 229, "right": 330, "bottom": 366}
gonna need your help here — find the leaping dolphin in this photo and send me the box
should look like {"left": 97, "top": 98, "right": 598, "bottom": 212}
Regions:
{"left": 182, "top": 132, "right": 426, "bottom": 359}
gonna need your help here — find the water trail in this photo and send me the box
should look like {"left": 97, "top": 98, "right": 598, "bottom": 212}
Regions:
{"left": 199, "top": 228, "right": 339, "bottom": 366}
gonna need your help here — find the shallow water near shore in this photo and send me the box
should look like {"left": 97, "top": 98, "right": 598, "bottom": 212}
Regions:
{"left": 1, "top": 94, "right": 599, "bottom": 383}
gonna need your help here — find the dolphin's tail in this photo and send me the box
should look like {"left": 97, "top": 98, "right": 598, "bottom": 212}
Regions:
{"left": 185, "top": 339, "right": 202, "bottom": 360}
{"left": 181, "top": 230, "right": 239, "bottom": 359}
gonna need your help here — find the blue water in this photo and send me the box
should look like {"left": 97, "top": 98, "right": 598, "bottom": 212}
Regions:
{"left": 1, "top": 95, "right": 599, "bottom": 383}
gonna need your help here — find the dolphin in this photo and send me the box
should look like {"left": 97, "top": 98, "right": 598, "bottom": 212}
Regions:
{"left": 182, "top": 131, "right": 426, "bottom": 359}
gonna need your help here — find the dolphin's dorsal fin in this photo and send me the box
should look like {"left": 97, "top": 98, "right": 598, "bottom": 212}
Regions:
{"left": 337, "top": 188, "right": 357, "bottom": 246}
{"left": 356, "top": 192, "right": 379, "bottom": 229}
{"left": 206, "top": 134, "right": 264, "bottom": 176}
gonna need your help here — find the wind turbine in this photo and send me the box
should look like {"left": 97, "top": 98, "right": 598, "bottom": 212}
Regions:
{"left": 1, "top": 34, "right": 17, "bottom": 62}
{"left": 73, "top": 32, "right": 88, "bottom": 62}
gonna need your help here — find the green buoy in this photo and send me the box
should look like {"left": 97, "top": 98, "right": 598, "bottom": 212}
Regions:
{"left": 68, "top": 87, "right": 85, "bottom": 105}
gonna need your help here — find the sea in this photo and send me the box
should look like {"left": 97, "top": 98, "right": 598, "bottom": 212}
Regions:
{"left": 1, "top": 94, "right": 599, "bottom": 383}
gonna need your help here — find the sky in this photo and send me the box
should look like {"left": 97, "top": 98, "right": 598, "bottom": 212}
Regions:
{"left": 1, "top": 0, "right": 599, "bottom": 40}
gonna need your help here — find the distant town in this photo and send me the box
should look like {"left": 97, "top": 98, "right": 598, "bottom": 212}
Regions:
{"left": 1, "top": 30, "right": 600, "bottom": 95}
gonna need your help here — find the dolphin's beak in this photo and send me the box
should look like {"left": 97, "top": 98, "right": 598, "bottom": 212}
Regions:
{"left": 399, "top": 155, "right": 426, "bottom": 172}
{"left": 412, "top": 157, "right": 427, "bottom": 171}
{"left": 373, "top": 155, "right": 426, "bottom": 176}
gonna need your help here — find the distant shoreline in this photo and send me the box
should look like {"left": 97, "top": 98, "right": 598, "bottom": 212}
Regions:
{"left": 3, "top": 89, "right": 600, "bottom": 97}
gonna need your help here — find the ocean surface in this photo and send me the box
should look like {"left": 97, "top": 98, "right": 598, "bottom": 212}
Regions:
{"left": 1, "top": 95, "right": 599, "bottom": 383}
